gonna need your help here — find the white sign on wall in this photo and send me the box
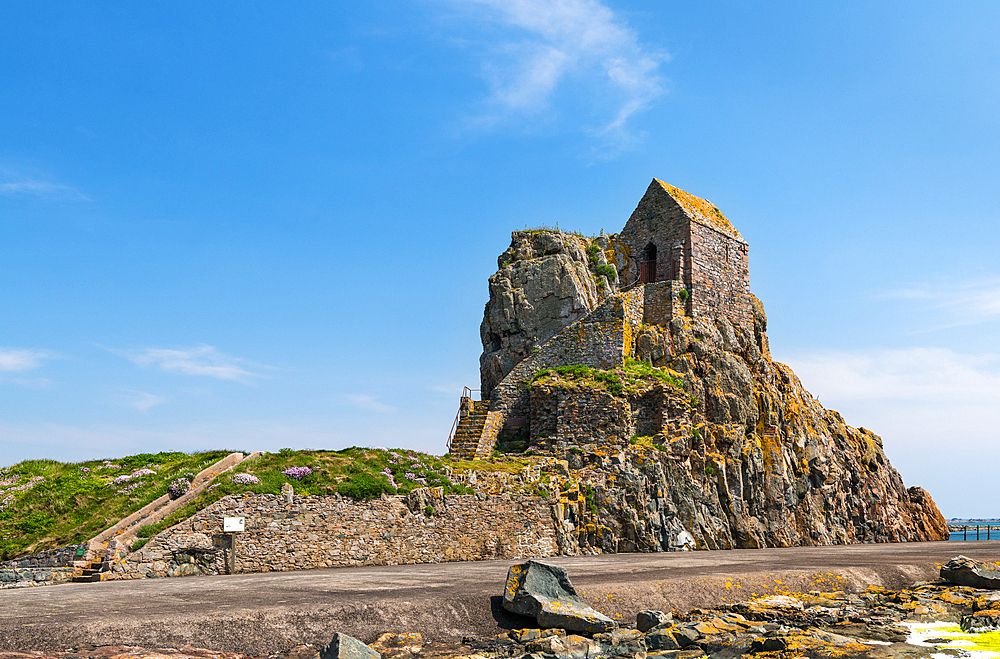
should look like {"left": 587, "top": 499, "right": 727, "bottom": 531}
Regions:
{"left": 223, "top": 517, "right": 245, "bottom": 532}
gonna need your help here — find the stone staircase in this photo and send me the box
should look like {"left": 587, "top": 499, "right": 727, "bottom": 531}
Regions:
{"left": 449, "top": 399, "right": 490, "bottom": 460}
{"left": 72, "top": 558, "right": 110, "bottom": 583}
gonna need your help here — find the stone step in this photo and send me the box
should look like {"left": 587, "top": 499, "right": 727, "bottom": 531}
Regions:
{"left": 71, "top": 573, "right": 102, "bottom": 583}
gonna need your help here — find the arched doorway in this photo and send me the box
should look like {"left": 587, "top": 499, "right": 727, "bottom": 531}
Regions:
{"left": 640, "top": 242, "right": 657, "bottom": 283}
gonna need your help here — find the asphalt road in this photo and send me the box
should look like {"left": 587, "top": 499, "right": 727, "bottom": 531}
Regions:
{"left": 3, "top": 541, "right": 998, "bottom": 655}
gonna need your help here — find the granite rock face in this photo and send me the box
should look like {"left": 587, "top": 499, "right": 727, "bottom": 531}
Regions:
{"left": 478, "top": 228, "right": 946, "bottom": 547}
{"left": 480, "top": 231, "right": 618, "bottom": 398}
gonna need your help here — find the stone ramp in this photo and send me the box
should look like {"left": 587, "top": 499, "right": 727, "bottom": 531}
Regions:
{"left": 2, "top": 541, "right": 995, "bottom": 655}
{"left": 80, "top": 451, "right": 262, "bottom": 573}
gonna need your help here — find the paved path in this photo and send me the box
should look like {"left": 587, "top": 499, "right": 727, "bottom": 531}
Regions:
{"left": 3, "top": 541, "right": 998, "bottom": 655}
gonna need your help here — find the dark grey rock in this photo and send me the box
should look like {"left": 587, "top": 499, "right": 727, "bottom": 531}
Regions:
{"left": 646, "top": 630, "right": 681, "bottom": 650}
{"left": 637, "top": 610, "right": 673, "bottom": 633}
{"left": 673, "top": 628, "right": 700, "bottom": 648}
{"left": 962, "top": 613, "right": 1000, "bottom": 632}
{"left": 941, "top": 555, "right": 1000, "bottom": 589}
{"left": 503, "top": 560, "right": 616, "bottom": 633}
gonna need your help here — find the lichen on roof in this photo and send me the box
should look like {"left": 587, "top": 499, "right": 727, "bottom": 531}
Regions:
{"left": 654, "top": 179, "right": 745, "bottom": 242}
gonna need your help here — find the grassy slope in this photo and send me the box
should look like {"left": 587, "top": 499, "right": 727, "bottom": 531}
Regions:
{"left": 1, "top": 447, "right": 536, "bottom": 561}
{"left": 0, "top": 450, "right": 230, "bottom": 560}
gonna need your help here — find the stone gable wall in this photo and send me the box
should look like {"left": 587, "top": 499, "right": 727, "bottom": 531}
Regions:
{"left": 112, "top": 490, "right": 562, "bottom": 579}
{"left": 689, "top": 223, "right": 751, "bottom": 328}
{"left": 617, "top": 183, "right": 691, "bottom": 287}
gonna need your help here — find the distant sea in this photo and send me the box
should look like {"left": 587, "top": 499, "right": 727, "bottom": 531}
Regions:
{"left": 949, "top": 521, "right": 1000, "bottom": 541}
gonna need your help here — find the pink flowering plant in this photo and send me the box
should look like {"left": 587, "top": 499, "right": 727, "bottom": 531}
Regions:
{"left": 282, "top": 466, "right": 313, "bottom": 481}
{"left": 167, "top": 478, "right": 191, "bottom": 499}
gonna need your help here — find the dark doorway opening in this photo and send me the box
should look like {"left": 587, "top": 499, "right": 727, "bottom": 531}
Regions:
{"left": 640, "top": 243, "right": 657, "bottom": 283}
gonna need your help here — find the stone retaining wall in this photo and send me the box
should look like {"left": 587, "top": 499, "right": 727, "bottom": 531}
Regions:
{"left": 0, "top": 566, "right": 75, "bottom": 588}
{"left": 113, "top": 488, "right": 565, "bottom": 579}
{"left": 0, "top": 543, "right": 85, "bottom": 569}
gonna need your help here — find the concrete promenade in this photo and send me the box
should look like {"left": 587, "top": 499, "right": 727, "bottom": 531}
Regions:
{"left": 2, "top": 541, "right": 998, "bottom": 655}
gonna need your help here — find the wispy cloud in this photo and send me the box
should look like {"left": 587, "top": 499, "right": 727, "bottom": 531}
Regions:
{"left": 0, "top": 179, "right": 88, "bottom": 201}
{"left": 120, "top": 345, "right": 262, "bottom": 383}
{"left": 344, "top": 394, "right": 397, "bottom": 413}
{"left": 0, "top": 348, "right": 55, "bottom": 372}
{"left": 784, "top": 347, "right": 1000, "bottom": 405}
{"left": 881, "top": 278, "right": 1000, "bottom": 328}
{"left": 113, "top": 389, "right": 168, "bottom": 412}
{"left": 442, "top": 0, "right": 666, "bottom": 149}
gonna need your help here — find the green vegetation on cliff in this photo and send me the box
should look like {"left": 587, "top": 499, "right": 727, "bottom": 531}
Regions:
{"left": 530, "top": 358, "right": 685, "bottom": 396}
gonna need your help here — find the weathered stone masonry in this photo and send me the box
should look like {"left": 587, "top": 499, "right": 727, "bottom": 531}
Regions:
{"left": 114, "top": 488, "right": 570, "bottom": 579}
{"left": 0, "top": 544, "right": 84, "bottom": 588}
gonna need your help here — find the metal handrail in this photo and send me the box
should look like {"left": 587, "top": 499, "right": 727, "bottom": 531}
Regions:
{"left": 446, "top": 408, "right": 461, "bottom": 453}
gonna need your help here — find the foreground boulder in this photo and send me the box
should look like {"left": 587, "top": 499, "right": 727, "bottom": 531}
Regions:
{"left": 503, "top": 560, "right": 616, "bottom": 633}
{"left": 319, "top": 633, "right": 379, "bottom": 659}
{"left": 941, "top": 555, "right": 1000, "bottom": 589}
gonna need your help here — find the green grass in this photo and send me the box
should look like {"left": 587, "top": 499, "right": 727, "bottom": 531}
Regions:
{"left": 0, "top": 447, "right": 485, "bottom": 561}
{"left": 0, "top": 450, "right": 231, "bottom": 560}
{"left": 531, "top": 359, "right": 685, "bottom": 397}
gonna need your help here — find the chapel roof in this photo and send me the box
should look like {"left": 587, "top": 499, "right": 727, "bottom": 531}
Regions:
{"left": 654, "top": 179, "right": 745, "bottom": 243}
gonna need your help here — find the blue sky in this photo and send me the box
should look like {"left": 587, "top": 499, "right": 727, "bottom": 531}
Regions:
{"left": 2, "top": 1, "right": 999, "bottom": 517}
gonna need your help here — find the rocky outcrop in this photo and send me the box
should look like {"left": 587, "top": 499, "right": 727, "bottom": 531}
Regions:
{"left": 480, "top": 231, "right": 618, "bottom": 397}
{"left": 478, "top": 227, "right": 946, "bottom": 548}
{"left": 524, "top": 301, "right": 948, "bottom": 549}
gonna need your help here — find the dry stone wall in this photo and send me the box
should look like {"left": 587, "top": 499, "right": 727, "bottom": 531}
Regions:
{"left": 113, "top": 489, "right": 564, "bottom": 579}
{"left": 0, "top": 543, "right": 85, "bottom": 569}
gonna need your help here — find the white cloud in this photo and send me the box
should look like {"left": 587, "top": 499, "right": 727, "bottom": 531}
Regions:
{"left": 443, "top": 0, "right": 666, "bottom": 146}
{"left": 781, "top": 346, "right": 1000, "bottom": 517}
{"left": 121, "top": 345, "right": 261, "bottom": 383}
{"left": 784, "top": 347, "right": 1000, "bottom": 405}
{"left": 0, "top": 179, "right": 88, "bottom": 200}
{"left": 0, "top": 348, "right": 54, "bottom": 372}
{"left": 344, "top": 394, "right": 398, "bottom": 413}
{"left": 882, "top": 278, "right": 1000, "bottom": 328}
{"left": 114, "top": 390, "right": 167, "bottom": 412}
